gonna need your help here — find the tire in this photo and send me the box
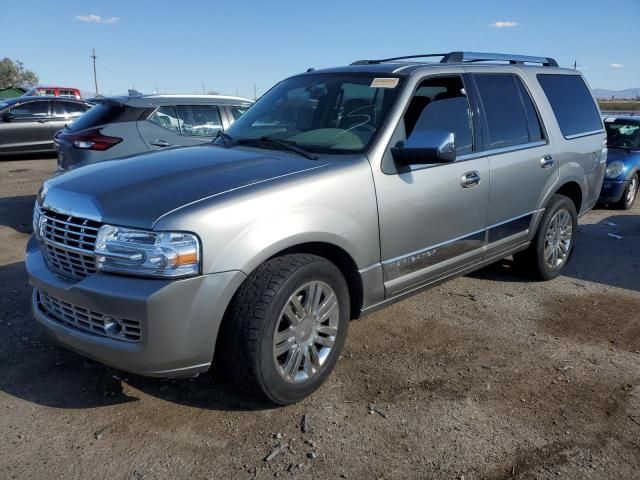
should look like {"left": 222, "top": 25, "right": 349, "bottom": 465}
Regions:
{"left": 219, "top": 254, "right": 350, "bottom": 405}
{"left": 514, "top": 194, "right": 578, "bottom": 281}
{"left": 615, "top": 173, "right": 638, "bottom": 210}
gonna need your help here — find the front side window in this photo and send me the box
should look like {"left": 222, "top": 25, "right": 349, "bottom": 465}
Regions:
{"left": 605, "top": 120, "right": 640, "bottom": 150}
{"left": 176, "top": 105, "right": 222, "bottom": 137}
{"left": 149, "top": 105, "right": 180, "bottom": 134}
{"left": 475, "top": 74, "right": 534, "bottom": 149}
{"left": 225, "top": 73, "right": 403, "bottom": 153}
{"left": 537, "top": 74, "right": 603, "bottom": 138}
{"left": 10, "top": 101, "right": 49, "bottom": 118}
{"left": 403, "top": 75, "right": 474, "bottom": 156}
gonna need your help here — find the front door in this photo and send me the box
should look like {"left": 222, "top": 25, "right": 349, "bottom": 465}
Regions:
{"left": 373, "top": 73, "right": 490, "bottom": 296}
{"left": 0, "top": 100, "right": 52, "bottom": 153}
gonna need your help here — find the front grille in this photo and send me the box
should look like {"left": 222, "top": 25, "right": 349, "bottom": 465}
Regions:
{"left": 37, "top": 290, "right": 142, "bottom": 343}
{"left": 39, "top": 208, "right": 101, "bottom": 280}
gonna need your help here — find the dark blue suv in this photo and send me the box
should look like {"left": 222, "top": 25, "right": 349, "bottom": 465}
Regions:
{"left": 599, "top": 115, "right": 640, "bottom": 209}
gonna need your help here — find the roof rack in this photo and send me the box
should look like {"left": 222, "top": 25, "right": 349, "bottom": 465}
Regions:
{"left": 351, "top": 51, "right": 559, "bottom": 67}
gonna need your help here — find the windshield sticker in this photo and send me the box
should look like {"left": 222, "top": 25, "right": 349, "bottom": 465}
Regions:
{"left": 604, "top": 117, "right": 616, "bottom": 122}
{"left": 371, "top": 78, "right": 399, "bottom": 89}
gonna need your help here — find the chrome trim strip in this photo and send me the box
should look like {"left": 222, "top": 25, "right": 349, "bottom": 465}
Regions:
{"left": 564, "top": 129, "right": 604, "bottom": 140}
{"left": 42, "top": 236, "right": 95, "bottom": 257}
{"left": 487, "top": 209, "right": 540, "bottom": 229}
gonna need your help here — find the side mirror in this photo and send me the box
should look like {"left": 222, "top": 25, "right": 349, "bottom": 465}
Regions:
{"left": 391, "top": 130, "right": 456, "bottom": 165}
{"left": 2, "top": 112, "right": 14, "bottom": 122}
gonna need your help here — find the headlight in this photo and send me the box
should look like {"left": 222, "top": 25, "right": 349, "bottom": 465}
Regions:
{"left": 95, "top": 225, "right": 201, "bottom": 278}
{"left": 605, "top": 160, "right": 625, "bottom": 179}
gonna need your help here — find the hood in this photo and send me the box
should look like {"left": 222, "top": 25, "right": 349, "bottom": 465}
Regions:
{"left": 606, "top": 148, "right": 640, "bottom": 164}
{"left": 42, "top": 145, "right": 330, "bottom": 229}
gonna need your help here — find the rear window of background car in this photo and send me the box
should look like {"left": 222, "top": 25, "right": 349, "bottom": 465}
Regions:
{"left": 537, "top": 74, "right": 603, "bottom": 138}
{"left": 66, "top": 103, "right": 121, "bottom": 132}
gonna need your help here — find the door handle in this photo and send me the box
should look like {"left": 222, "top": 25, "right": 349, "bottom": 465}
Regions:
{"left": 461, "top": 171, "right": 481, "bottom": 188}
{"left": 540, "top": 155, "right": 554, "bottom": 169}
{"left": 149, "top": 139, "right": 172, "bottom": 147}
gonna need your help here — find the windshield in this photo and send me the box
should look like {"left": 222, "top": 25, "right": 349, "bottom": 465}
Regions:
{"left": 225, "top": 73, "right": 404, "bottom": 154}
{"left": 605, "top": 120, "right": 640, "bottom": 150}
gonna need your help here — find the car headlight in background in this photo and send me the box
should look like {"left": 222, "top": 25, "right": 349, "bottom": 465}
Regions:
{"left": 605, "top": 160, "right": 625, "bottom": 179}
{"left": 95, "top": 225, "right": 201, "bottom": 278}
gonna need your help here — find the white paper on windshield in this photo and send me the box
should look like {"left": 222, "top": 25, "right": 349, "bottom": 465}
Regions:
{"left": 370, "top": 78, "right": 399, "bottom": 88}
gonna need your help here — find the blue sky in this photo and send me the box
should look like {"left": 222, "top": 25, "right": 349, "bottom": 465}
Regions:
{"left": 2, "top": 0, "right": 638, "bottom": 98}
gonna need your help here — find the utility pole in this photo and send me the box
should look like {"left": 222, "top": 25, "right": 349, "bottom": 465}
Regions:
{"left": 573, "top": 60, "right": 577, "bottom": 70}
{"left": 91, "top": 48, "right": 99, "bottom": 96}
{"left": 202, "top": 81, "right": 205, "bottom": 94}
{"left": 253, "top": 84, "right": 257, "bottom": 101}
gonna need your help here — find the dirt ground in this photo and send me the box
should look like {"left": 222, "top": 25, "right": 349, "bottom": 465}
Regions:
{"left": 1, "top": 157, "right": 639, "bottom": 480}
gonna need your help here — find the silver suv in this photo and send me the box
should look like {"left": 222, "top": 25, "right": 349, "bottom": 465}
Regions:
{"left": 27, "top": 51, "right": 606, "bottom": 405}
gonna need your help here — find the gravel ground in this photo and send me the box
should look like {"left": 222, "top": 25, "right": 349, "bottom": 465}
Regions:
{"left": 1, "top": 158, "right": 639, "bottom": 480}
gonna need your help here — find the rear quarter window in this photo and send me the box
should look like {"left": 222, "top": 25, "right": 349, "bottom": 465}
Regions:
{"left": 537, "top": 74, "right": 603, "bottom": 138}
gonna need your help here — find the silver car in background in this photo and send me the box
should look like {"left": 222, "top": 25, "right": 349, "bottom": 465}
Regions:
{"left": 54, "top": 94, "right": 253, "bottom": 170}
{"left": 27, "top": 51, "right": 606, "bottom": 405}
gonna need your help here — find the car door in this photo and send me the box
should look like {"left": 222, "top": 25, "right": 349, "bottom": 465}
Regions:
{"left": 50, "top": 100, "right": 89, "bottom": 135}
{"left": 0, "top": 100, "right": 52, "bottom": 153}
{"left": 469, "top": 70, "right": 558, "bottom": 255}
{"left": 372, "top": 73, "right": 490, "bottom": 297}
{"left": 174, "top": 104, "right": 223, "bottom": 145}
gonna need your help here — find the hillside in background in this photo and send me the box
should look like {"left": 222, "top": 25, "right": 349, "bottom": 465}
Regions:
{"left": 592, "top": 88, "right": 639, "bottom": 100}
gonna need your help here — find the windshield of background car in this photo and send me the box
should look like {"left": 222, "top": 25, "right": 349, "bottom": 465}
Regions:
{"left": 605, "top": 120, "right": 640, "bottom": 150}
{"left": 225, "top": 73, "right": 404, "bottom": 153}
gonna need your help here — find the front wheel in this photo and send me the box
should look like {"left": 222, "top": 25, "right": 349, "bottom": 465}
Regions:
{"left": 514, "top": 194, "right": 578, "bottom": 281}
{"left": 220, "top": 254, "right": 350, "bottom": 405}
{"left": 616, "top": 173, "right": 638, "bottom": 210}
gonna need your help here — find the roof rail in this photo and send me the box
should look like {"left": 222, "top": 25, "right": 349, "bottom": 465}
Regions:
{"left": 351, "top": 51, "right": 558, "bottom": 67}
{"left": 441, "top": 51, "right": 558, "bottom": 67}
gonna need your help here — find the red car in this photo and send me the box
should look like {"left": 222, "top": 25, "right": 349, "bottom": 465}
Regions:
{"left": 24, "top": 86, "right": 82, "bottom": 100}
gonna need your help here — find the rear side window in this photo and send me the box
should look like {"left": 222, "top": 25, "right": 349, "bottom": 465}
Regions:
{"left": 537, "top": 74, "right": 602, "bottom": 138}
{"left": 475, "top": 74, "right": 540, "bottom": 149}
{"left": 149, "top": 106, "right": 180, "bottom": 134}
{"left": 53, "top": 101, "right": 87, "bottom": 118}
{"left": 176, "top": 105, "right": 222, "bottom": 137}
{"left": 59, "top": 89, "right": 77, "bottom": 98}
{"left": 66, "top": 103, "right": 121, "bottom": 132}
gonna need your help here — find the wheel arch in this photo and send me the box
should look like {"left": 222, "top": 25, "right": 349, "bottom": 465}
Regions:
{"left": 554, "top": 181, "right": 583, "bottom": 213}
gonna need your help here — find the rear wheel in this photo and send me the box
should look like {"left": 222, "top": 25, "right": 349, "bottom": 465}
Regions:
{"left": 616, "top": 173, "right": 638, "bottom": 210}
{"left": 514, "top": 194, "right": 577, "bottom": 280}
{"left": 220, "top": 254, "right": 349, "bottom": 405}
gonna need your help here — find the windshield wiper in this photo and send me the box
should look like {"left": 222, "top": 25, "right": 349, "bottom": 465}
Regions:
{"left": 214, "top": 130, "right": 234, "bottom": 148}
{"left": 236, "top": 136, "right": 318, "bottom": 160}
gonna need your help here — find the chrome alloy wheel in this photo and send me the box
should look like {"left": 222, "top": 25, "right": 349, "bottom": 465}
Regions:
{"left": 626, "top": 176, "right": 638, "bottom": 206}
{"left": 544, "top": 209, "right": 573, "bottom": 269}
{"left": 273, "top": 281, "right": 339, "bottom": 383}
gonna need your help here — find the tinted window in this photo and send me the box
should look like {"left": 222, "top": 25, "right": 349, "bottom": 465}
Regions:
{"left": 66, "top": 103, "right": 122, "bottom": 132}
{"left": 149, "top": 106, "right": 180, "bottom": 134}
{"left": 229, "top": 105, "right": 250, "bottom": 120}
{"left": 404, "top": 76, "right": 473, "bottom": 155}
{"left": 605, "top": 119, "right": 640, "bottom": 150}
{"left": 59, "top": 89, "right": 77, "bottom": 98}
{"left": 53, "top": 101, "right": 87, "bottom": 118}
{"left": 176, "top": 105, "right": 222, "bottom": 137}
{"left": 514, "top": 77, "right": 544, "bottom": 142}
{"left": 537, "top": 74, "right": 602, "bottom": 138}
{"left": 10, "top": 101, "right": 49, "bottom": 118}
{"left": 475, "top": 74, "right": 530, "bottom": 149}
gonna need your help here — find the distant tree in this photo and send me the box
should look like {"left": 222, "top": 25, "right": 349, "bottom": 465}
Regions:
{"left": 0, "top": 58, "right": 39, "bottom": 89}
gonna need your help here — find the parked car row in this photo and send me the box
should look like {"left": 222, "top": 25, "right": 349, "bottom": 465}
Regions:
{"left": 26, "top": 51, "right": 614, "bottom": 405}
{"left": 0, "top": 93, "right": 253, "bottom": 163}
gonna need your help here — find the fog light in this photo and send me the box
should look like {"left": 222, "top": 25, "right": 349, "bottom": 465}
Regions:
{"left": 103, "top": 316, "right": 123, "bottom": 336}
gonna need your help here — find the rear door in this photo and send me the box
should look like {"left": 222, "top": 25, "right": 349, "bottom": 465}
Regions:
{"left": 138, "top": 105, "right": 184, "bottom": 150}
{"left": 469, "top": 70, "right": 558, "bottom": 255}
{"left": 0, "top": 100, "right": 53, "bottom": 153}
{"left": 50, "top": 100, "right": 90, "bottom": 134}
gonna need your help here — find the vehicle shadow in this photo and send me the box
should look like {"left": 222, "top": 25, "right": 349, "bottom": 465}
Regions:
{"left": 0, "top": 194, "right": 36, "bottom": 234}
{"left": 469, "top": 213, "right": 640, "bottom": 292}
{"left": 0, "top": 259, "right": 276, "bottom": 412}
{"left": 0, "top": 152, "right": 57, "bottom": 161}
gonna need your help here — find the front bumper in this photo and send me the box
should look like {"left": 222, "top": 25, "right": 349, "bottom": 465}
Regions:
{"left": 598, "top": 179, "right": 628, "bottom": 204}
{"left": 26, "top": 235, "right": 246, "bottom": 377}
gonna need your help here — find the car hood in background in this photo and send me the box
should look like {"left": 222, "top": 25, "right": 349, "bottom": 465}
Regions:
{"left": 41, "top": 145, "right": 331, "bottom": 229}
{"left": 605, "top": 148, "right": 639, "bottom": 164}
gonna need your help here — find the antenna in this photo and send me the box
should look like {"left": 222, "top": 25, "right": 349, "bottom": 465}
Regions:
{"left": 90, "top": 48, "right": 99, "bottom": 96}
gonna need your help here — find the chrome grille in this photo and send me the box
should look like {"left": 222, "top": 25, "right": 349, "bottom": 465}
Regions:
{"left": 37, "top": 290, "right": 142, "bottom": 343}
{"left": 39, "top": 208, "right": 101, "bottom": 280}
